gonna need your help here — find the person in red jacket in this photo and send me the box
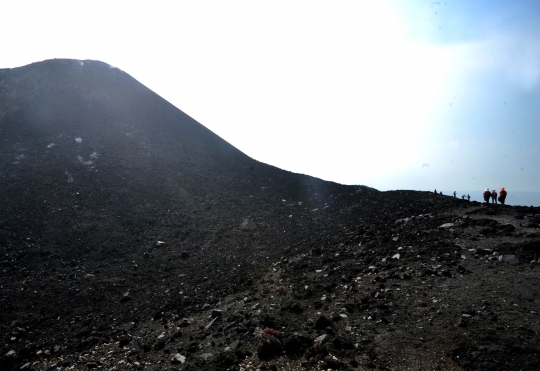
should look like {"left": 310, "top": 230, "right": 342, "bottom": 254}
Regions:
{"left": 498, "top": 188, "right": 507, "bottom": 205}
{"left": 483, "top": 189, "right": 491, "bottom": 203}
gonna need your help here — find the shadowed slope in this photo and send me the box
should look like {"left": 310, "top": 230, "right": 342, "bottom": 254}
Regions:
{"left": 1, "top": 59, "right": 353, "bottom": 233}
{"left": 0, "top": 59, "right": 376, "bottom": 366}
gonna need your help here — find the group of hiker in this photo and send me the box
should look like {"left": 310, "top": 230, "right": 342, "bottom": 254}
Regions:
{"left": 433, "top": 188, "right": 508, "bottom": 205}
{"left": 435, "top": 189, "right": 471, "bottom": 201}
{"left": 483, "top": 188, "right": 507, "bottom": 205}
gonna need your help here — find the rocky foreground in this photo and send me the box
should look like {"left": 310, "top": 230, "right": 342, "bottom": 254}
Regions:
{"left": 3, "top": 194, "right": 540, "bottom": 371}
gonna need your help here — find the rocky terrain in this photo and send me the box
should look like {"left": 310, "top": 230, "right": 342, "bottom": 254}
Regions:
{"left": 1, "top": 59, "right": 539, "bottom": 371}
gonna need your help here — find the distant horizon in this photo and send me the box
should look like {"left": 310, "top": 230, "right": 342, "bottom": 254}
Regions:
{"left": 381, "top": 189, "right": 540, "bottom": 207}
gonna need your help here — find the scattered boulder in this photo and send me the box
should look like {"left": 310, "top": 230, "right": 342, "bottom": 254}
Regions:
{"left": 171, "top": 353, "right": 186, "bottom": 364}
{"left": 119, "top": 292, "right": 132, "bottom": 303}
{"left": 283, "top": 332, "right": 313, "bottom": 357}
{"left": 258, "top": 338, "right": 282, "bottom": 359}
{"left": 499, "top": 255, "right": 520, "bottom": 264}
{"left": 439, "top": 223, "right": 455, "bottom": 229}
{"left": 316, "top": 315, "right": 333, "bottom": 329}
{"left": 313, "top": 334, "right": 328, "bottom": 348}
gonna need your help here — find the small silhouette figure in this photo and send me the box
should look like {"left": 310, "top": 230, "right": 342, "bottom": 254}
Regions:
{"left": 498, "top": 188, "right": 507, "bottom": 205}
{"left": 467, "top": 194, "right": 470, "bottom": 201}
{"left": 491, "top": 189, "right": 497, "bottom": 204}
{"left": 434, "top": 189, "right": 437, "bottom": 194}
{"left": 483, "top": 189, "right": 491, "bottom": 203}
{"left": 453, "top": 191, "right": 457, "bottom": 198}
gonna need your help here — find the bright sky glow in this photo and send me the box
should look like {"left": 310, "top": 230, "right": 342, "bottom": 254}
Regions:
{"left": 2, "top": 0, "right": 540, "bottom": 192}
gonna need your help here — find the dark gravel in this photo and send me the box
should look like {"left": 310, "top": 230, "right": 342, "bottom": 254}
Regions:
{"left": 1, "top": 59, "right": 539, "bottom": 371}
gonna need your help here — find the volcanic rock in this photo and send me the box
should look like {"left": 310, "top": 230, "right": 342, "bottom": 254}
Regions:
{"left": 1, "top": 59, "right": 539, "bottom": 371}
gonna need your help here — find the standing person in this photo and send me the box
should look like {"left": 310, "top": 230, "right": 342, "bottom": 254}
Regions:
{"left": 467, "top": 194, "right": 470, "bottom": 201}
{"left": 453, "top": 191, "right": 457, "bottom": 198}
{"left": 499, "top": 188, "right": 507, "bottom": 205}
{"left": 483, "top": 189, "right": 491, "bottom": 203}
{"left": 434, "top": 189, "right": 437, "bottom": 194}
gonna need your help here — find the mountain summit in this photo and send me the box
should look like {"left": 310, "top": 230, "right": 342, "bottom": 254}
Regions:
{"left": 0, "top": 58, "right": 374, "bottom": 365}
{"left": 1, "top": 58, "right": 359, "bottom": 242}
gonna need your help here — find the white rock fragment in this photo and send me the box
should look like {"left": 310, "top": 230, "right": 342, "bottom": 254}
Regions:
{"left": 171, "top": 353, "right": 186, "bottom": 364}
{"left": 438, "top": 223, "right": 454, "bottom": 229}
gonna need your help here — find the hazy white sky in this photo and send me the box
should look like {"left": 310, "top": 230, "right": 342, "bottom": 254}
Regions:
{"left": 2, "top": 0, "right": 540, "bottom": 191}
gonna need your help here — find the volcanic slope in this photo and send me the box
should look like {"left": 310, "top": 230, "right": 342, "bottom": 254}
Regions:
{"left": 1, "top": 59, "right": 540, "bottom": 371}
